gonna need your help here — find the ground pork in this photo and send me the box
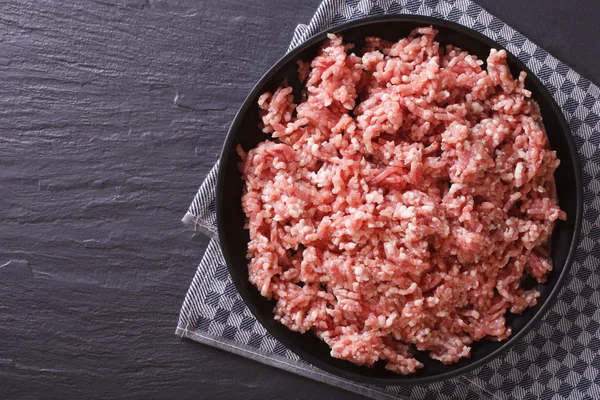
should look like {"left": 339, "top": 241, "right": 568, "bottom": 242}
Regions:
{"left": 237, "top": 27, "right": 566, "bottom": 374}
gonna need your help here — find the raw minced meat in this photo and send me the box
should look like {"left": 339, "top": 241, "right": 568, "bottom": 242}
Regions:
{"left": 236, "top": 27, "right": 566, "bottom": 375}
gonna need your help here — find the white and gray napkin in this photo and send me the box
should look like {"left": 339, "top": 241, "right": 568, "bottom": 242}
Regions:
{"left": 177, "top": 1, "right": 600, "bottom": 399}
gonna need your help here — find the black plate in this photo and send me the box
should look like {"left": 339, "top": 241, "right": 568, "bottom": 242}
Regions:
{"left": 216, "top": 15, "right": 583, "bottom": 385}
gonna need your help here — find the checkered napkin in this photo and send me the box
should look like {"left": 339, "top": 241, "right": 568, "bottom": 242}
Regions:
{"left": 177, "top": 1, "right": 600, "bottom": 398}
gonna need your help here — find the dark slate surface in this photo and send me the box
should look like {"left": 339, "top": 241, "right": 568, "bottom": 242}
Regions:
{"left": 0, "top": 1, "right": 598, "bottom": 398}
